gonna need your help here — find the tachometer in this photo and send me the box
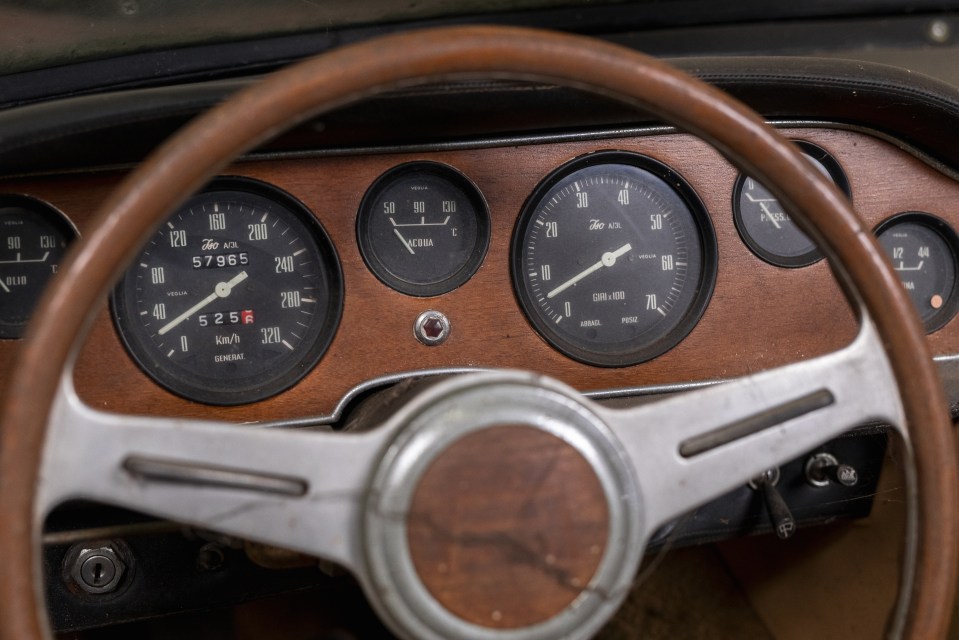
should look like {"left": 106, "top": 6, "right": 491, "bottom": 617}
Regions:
{"left": 512, "top": 152, "right": 717, "bottom": 366}
{"left": 112, "top": 178, "right": 343, "bottom": 405}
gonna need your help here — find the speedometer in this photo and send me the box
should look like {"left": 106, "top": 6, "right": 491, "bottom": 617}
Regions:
{"left": 112, "top": 177, "right": 342, "bottom": 405}
{"left": 512, "top": 152, "right": 716, "bottom": 366}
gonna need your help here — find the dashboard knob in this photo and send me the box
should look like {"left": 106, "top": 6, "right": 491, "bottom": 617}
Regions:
{"left": 805, "top": 452, "right": 859, "bottom": 487}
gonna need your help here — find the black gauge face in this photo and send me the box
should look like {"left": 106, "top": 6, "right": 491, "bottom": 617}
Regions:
{"left": 0, "top": 195, "right": 76, "bottom": 339}
{"left": 357, "top": 162, "right": 489, "bottom": 296}
{"left": 512, "top": 152, "right": 717, "bottom": 367}
{"left": 733, "top": 141, "right": 850, "bottom": 268}
{"left": 113, "top": 178, "right": 343, "bottom": 405}
{"left": 876, "top": 212, "right": 959, "bottom": 333}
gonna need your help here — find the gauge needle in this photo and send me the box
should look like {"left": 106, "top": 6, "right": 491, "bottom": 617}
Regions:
{"left": 546, "top": 243, "right": 632, "bottom": 299}
{"left": 158, "top": 271, "right": 248, "bottom": 336}
{"left": 756, "top": 201, "right": 782, "bottom": 230}
{"left": 393, "top": 228, "right": 415, "bottom": 255}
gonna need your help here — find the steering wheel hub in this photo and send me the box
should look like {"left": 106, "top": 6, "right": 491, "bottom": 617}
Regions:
{"left": 361, "top": 375, "right": 644, "bottom": 639}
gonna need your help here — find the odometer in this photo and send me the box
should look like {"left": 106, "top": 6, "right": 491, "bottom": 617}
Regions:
{"left": 512, "top": 152, "right": 716, "bottom": 366}
{"left": 112, "top": 178, "right": 342, "bottom": 405}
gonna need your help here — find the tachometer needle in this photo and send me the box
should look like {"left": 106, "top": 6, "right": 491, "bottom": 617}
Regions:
{"left": 158, "top": 270, "right": 248, "bottom": 336}
{"left": 393, "top": 228, "right": 415, "bottom": 255}
{"left": 546, "top": 243, "right": 632, "bottom": 299}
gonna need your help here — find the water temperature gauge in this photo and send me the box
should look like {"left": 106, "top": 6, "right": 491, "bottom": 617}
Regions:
{"left": 357, "top": 162, "right": 490, "bottom": 297}
{"left": 0, "top": 195, "right": 76, "bottom": 339}
{"left": 876, "top": 212, "right": 959, "bottom": 333}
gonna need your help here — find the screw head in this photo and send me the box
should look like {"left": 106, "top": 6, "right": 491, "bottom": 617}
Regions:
{"left": 413, "top": 310, "right": 450, "bottom": 346}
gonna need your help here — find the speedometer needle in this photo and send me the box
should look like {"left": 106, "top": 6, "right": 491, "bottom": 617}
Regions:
{"left": 157, "top": 271, "right": 248, "bottom": 336}
{"left": 546, "top": 243, "right": 632, "bottom": 299}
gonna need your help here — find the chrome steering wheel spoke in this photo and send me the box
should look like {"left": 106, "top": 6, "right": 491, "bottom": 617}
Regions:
{"left": 37, "top": 367, "right": 388, "bottom": 571}
{"left": 598, "top": 315, "right": 906, "bottom": 531}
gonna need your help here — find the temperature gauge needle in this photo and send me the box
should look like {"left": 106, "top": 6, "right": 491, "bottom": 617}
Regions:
{"left": 158, "top": 271, "right": 248, "bottom": 336}
{"left": 393, "top": 228, "right": 415, "bottom": 255}
{"left": 547, "top": 243, "right": 632, "bottom": 299}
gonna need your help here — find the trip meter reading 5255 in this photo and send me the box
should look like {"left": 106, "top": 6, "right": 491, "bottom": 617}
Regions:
{"left": 113, "top": 178, "right": 343, "bottom": 405}
{"left": 512, "top": 152, "right": 717, "bottom": 366}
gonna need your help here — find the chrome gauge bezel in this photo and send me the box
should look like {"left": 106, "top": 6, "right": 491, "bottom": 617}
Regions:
{"left": 111, "top": 177, "right": 343, "bottom": 405}
{"left": 874, "top": 211, "right": 959, "bottom": 333}
{"left": 511, "top": 151, "right": 718, "bottom": 367}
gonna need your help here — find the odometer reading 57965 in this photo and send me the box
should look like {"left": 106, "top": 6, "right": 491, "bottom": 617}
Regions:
{"left": 112, "top": 178, "right": 342, "bottom": 405}
{"left": 512, "top": 152, "right": 717, "bottom": 366}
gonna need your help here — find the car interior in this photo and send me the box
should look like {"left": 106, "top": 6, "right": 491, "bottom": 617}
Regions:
{"left": 3, "top": 2, "right": 959, "bottom": 639}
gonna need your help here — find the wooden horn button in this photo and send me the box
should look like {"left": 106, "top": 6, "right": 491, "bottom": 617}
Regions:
{"left": 407, "top": 424, "right": 610, "bottom": 629}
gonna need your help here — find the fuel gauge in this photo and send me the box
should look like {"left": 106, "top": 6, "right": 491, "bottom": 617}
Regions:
{"left": 0, "top": 195, "right": 76, "bottom": 339}
{"left": 876, "top": 212, "right": 959, "bottom": 333}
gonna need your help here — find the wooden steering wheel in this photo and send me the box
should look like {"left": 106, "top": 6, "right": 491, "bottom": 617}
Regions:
{"left": 1, "top": 26, "right": 956, "bottom": 639}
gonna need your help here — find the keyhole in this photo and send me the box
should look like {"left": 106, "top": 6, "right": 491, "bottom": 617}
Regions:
{"left": 93, "top": 562, "right": 103, "bottom": 585}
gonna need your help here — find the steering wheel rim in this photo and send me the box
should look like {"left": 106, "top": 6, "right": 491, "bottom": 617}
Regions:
{"left": 1, "top": 25, "right": 955, "bottom": 639}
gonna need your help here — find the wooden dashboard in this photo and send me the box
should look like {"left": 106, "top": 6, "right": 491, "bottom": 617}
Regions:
{"left": 2, "top": 126, "right": 957, "bottom": 424}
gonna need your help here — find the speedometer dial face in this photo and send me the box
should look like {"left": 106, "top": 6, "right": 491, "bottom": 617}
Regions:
{"left": 512, "top": 152, "right": 717, "bottom": 366}
{"left": 112, "top": 178, "right": 343, "bottom": 405}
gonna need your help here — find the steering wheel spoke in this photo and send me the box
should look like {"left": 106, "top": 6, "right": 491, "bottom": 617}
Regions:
{"left": 601, "top": 316, "right": 905, "bottom": 530}
{"left": 38, "top": 370, "right": 385, "bottom": 570}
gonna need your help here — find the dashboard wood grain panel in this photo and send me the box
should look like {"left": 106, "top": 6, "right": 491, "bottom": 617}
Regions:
{"left": 2, "top": 127, "right": 957, "bottom": 422}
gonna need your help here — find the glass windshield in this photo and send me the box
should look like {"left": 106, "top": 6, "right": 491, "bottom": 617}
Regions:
{"left": 0, "top": 0, "right": 610, "bottom": 75}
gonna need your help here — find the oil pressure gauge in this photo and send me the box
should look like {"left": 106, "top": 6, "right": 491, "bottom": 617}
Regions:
{"left": 733, "top": 141, "right": 850, "bottom": 268}
{"left": 357, "top": 162, "right": 490, "bottom": 296}
{"left": 875, "top": 212, "right": 959, "bottom": 333}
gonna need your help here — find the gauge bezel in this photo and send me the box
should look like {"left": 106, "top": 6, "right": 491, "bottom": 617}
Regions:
{"left": 732, "top": 140, "right": 851, "bottom": 269}
{"left": 874, "top": 211, "right": 959, "bottom": 333}
{"left": 111, "top": 176, "right": 344, "bottom": 406}
{"left": 0, "top": 194, "right": 78, "bottom": 339}
{"left": 511, "top": 150, "right": 718, "bottom": 367}
{"left": 356, "top": 161, "right": 490, "bottom": 297}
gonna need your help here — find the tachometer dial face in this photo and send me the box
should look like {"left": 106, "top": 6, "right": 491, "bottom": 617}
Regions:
{"left": 0, "top": 195, "right": 76, "bottom": 339}
{"left": 733, "top": 141, "right": 850, "bottom": 268}
{"left": 875, "top": 212, "right": 959, "bottom": 333}
{"left": 112, "top": 178, "right": 343, "bottom": 405}
{"left": 357, "top": 162, "right": 489, "bottom": 296}
{"left": 512, "top": 152, "right": 717, "bottom": 366}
